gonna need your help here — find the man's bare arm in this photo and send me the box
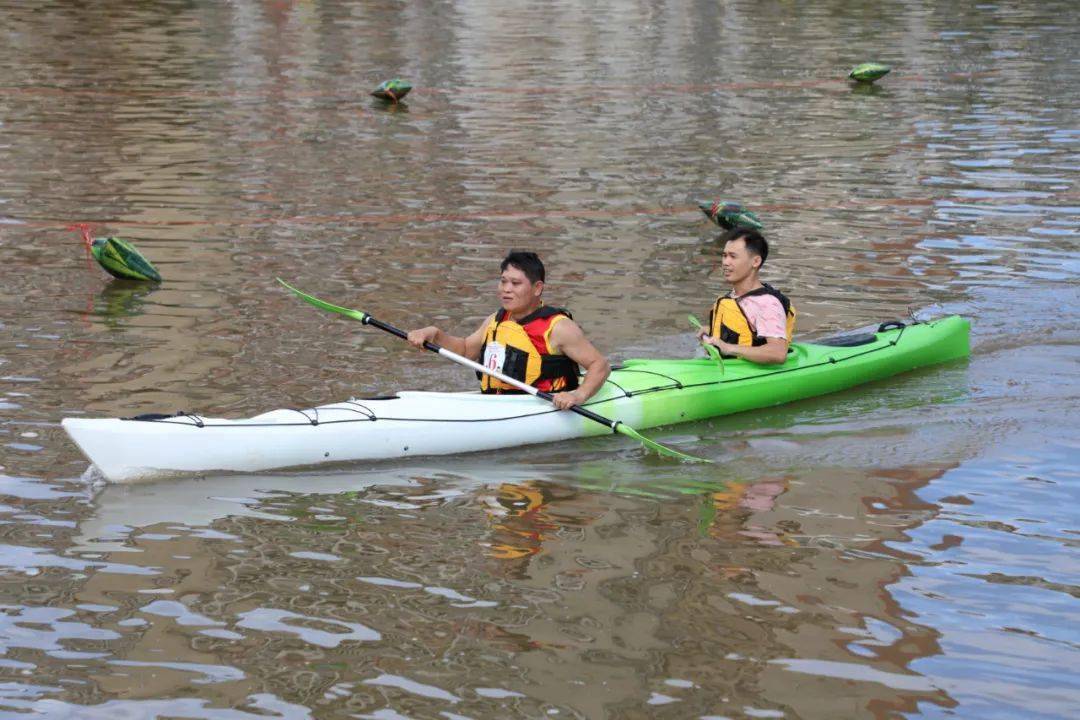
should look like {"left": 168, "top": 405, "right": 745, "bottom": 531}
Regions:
{"left": 407, "top": 315, "right": 492, "bottom": 361}
{"left": 548, "top": 320, "right": 611, "bottom": 409}
{"left": 707, "top": 336, "right": 789, "bottom": 365}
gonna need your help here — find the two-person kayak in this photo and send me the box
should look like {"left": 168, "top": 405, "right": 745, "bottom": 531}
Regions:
{"left": 62, "top": 316, "right": 970, "bottom": 483}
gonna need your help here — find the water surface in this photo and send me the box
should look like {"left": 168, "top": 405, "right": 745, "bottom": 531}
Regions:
{"left": 0, "top": 1, "right": 1077, "bottom": 718}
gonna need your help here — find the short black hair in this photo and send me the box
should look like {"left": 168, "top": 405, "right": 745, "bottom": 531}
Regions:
{"left": 501, "top": 251, "right": 545, "bottom": 283}
{"left": 721, "top": 227, "right": 769, "bottom": 265}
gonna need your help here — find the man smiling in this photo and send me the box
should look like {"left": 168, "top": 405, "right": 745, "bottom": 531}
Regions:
{"left": 407, "top": 251, "right": 610, "bottom": 409}
{"left": 697, "top": 228, "right": 796, "bottom": 365}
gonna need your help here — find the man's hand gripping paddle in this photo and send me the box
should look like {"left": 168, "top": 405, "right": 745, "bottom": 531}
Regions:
{"left": 688, "top": 314, "right": 725, "bottom": 373}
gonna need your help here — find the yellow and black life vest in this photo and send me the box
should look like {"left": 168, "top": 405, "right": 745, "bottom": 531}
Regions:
{"left": 708, "top": 283, "right": 796, "bottom": 347}
{"left": 479, "top": 306, "right": 580, "bottom": 394}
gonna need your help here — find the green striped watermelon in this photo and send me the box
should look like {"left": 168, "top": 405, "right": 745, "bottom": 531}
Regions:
{"left": 848, "top": 63, "right": 891, "bottom": 83}
{"left": 90, "top": 236, "right": 161, "bottom": 282}
{"left": 371, "top": 79, "right": 412, "bottom": 102}
{"left": 697, "top": 200, "right": 763, "bottom": 230}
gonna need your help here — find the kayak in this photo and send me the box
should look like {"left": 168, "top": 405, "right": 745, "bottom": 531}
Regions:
{"left": 62, "top": 315, "right": 969, "bottom": 483}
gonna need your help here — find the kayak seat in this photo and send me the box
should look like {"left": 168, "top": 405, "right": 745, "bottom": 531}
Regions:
{"left": 814, "top": 332, "right": 879, "bottom": 347}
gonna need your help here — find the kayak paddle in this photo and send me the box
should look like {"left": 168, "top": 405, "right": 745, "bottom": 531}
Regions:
{"left": 278, "top": 279, "right": 710, "bottom": 464}
{"left": 688, "top": 314, "right": 724, "bottom": 372}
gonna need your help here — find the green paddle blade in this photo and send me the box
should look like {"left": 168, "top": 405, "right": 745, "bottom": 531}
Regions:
{"left": 697, "top": 493, "right": 718, "bottom": 536}
{"left": 614, "top": 423, "right": 710, "bottom": 464}
{"left": 277, "top": 278, "right": 369, "bottom": 323}
{"left": 93, "top": 237, "right": 161, "bottom": 282}
{"left": 848, "top": 63, "right": 891, "bottom": 83}
{"left": 688, "top": 314, "right": 724, "bottom": 368}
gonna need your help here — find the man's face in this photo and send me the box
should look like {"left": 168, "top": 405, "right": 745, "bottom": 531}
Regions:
{"left": 498, "top": 265, "right": 543, "bottom": 313}
{"left": 721, "top": 238, "right": 761, "bottom": 285}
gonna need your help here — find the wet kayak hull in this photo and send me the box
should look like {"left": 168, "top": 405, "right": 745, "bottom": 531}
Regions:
{"left": 62, "top": 316, "right": 969, "bottom": 483}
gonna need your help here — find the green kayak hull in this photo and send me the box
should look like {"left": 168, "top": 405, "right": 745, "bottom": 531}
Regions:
{"left": 588, "top": 315, "right": 970, "bottom": 429}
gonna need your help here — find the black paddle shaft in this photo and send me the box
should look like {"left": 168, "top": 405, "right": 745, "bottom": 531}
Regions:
{"left": 363, "top": 316, "right": 446, "bottom": 355}
{"left": 362, "top": 315, "right": 619, "bottom": 432}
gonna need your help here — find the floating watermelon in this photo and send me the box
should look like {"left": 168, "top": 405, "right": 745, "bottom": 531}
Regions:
{"left": 371, "top": 79, "right": 412, "bottom": 102}
{"left": 75, "top": 226, "right": 161, "bottom": 282}
{"left": 848, "top": 63, "right": 891, "bottom": 83}
{"left": 697, "top": 200, "right": 763, "bottom": 230}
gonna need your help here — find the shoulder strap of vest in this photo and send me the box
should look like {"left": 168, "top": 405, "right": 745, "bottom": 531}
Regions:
{"left": 509, "top": 305, "right": 572, "bottom": 326}
{"left": 742, "top": 284, "right": 792, "bottom": 315}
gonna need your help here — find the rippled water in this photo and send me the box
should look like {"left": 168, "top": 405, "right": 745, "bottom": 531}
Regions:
{"left": 0, "top": 1, "right": 1077, "bottom": 718}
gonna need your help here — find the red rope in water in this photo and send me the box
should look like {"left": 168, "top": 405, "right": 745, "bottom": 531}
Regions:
{"left": 67, "top": 223, "right": 97, "bottom": 272}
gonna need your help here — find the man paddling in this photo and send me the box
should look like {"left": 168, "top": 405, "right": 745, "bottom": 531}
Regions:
{"left": 407, "top": 251, "right": 611, "bottom": 410}
{"left": 697, "top": 228, "right": 796, "bottom": 365}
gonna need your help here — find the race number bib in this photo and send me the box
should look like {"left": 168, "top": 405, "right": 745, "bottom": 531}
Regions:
{"left": 483, "top": 342, "right": 506, "bottom": 374}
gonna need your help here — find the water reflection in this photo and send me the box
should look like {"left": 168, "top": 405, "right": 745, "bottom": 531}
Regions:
{"left": 90, "top": 279, "right": 158, "bottom": 330}
{"left": 849, "top": 82, "right": 887, "bottom": 98}
{"left": 3, "top": 401, "right": 1079, "bottom": 717}
{"left": 0, "top": 0, "right": 1078, "bottom": 717}
{"left": 370, "top": 99, "right": 410, "bottom": 114}
{"left": 15, "top": 459, "right": 951, "bottom": 717}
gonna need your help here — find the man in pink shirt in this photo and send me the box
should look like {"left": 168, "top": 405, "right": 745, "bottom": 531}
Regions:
{"left": 696, "top": 228, "right": 796, "bottom": 365}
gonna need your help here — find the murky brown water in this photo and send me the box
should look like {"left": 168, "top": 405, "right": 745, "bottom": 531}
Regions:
{"left": 1, "top": 1, "right": 1078, "bottom": 718}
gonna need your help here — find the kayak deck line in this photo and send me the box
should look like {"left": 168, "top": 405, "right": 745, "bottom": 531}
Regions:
{"left": 593, "top": 322, "right": 909, "bottom": 398}
{"left": 124, "top": 401, "right": 382, "bottom": 428}
{"left": 117, "top": 325, "right": 913, "bottom": 428}
{"left": 62, "top": 317, "right": 970, "bottom": 483}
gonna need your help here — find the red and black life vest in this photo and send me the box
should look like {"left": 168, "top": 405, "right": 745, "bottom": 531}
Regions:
{"left": 479, "top": 306, "right": 580, "bottom": 394}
